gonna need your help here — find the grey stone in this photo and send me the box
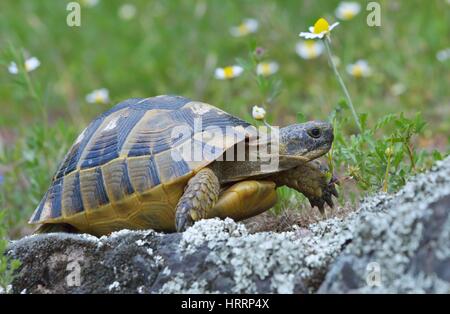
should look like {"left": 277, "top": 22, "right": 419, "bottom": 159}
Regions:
{"left": 6, "top": 156, "right": 450, "bottom": 293}
{"left": 318, "top": 158, "right": 450, "bottom": 293}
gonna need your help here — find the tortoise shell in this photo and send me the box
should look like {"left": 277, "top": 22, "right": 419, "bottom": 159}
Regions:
{"left": 29, "top": 95, "right": 250, "bottom": 235}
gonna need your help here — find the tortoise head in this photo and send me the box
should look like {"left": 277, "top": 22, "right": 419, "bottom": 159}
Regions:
{"left": 279, "top": 121, "right": 334, "bottom": 161}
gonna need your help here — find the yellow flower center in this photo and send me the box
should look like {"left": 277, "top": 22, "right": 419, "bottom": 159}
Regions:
{"left": 313, "top": 18, "right": 330, "bottom": 34}
{"left": 342, "top": 9, "right": 355, "bottom": 20}
{"left": 94, "top": 93, "right": 104, "bottom": 103}
{"left": 223, "top": 66, "right": 235, "bottom": 79}
{"left": 261, "top": 63, "right": 271, "bottom": 76}
{"left": 238, "top": 24, "right": 249, "bottom": 35}
{"left": 352, "top": 65, "right": 363, "bottom": 77}
{"left": 305, "top": 41, "right": 317, "bottom": 57}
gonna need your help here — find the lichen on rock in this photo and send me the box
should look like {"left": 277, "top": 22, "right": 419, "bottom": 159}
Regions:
{"left": 5, "top": 156, "right": 450, "bottom": 294}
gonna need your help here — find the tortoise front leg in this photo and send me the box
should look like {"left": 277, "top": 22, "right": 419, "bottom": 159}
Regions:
{"left": 175, "top": 168, "right": 220, "bottom": 232}
{"left": 269, "top": 161, "right": 338, "bottom": 214}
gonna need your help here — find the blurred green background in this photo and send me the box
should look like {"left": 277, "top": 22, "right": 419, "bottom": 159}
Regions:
{"left": 0, "top": 0, "right": 449, "bottom": 237}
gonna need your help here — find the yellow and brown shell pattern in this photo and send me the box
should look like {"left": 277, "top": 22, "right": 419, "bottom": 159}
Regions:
{"left": 29, "top": 95, "right": 250, "bottom": 235}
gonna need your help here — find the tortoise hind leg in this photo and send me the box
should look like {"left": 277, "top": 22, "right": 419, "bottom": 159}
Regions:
{"left": 207, "top": 180, "right": 277, "bottom": 221}
{"left": 34, "top": 223, "right": 79, "bottom": 234}
{"left": 175, "top": 168, "right": 221, "bottom": 232}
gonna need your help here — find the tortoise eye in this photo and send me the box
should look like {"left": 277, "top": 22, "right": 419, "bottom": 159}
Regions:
{"left": 308, "top": 127, "right": 322, "bottom": 138}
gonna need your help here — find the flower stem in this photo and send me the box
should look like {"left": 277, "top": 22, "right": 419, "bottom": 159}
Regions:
{"left": 405, "top": 141, "right": 416, "bottom": 172}
{"left": 323, "top": 38, "right": 362, "bottom": 133}
{"left": 383, "top": 148, "right": 392, "bottom": 193}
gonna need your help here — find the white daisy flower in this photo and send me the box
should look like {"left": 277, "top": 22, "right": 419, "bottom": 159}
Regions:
{"left": 252, "top": 105, "right": 266, "bottom": 120}
{"left": 346, "top": 60, "right": 372, "bottom": 78}
{"left": 86, "top": 88, "right": 110, "bottom": 104}
{"left": 214, "top": 65, "right": 244, "bottom": 80}
{"left": 230, "top": 18, "right": 259, "bottom": 37}
{"left": 80, "top": 0, "right": 99, "bottom": 7}
{"left": 335, "top": 2, "right": 361, "bottom": 20}
{"left": 256, "top": 61, "right": 279, "bottom": 76}
{"left": 118, "top": 4, "right": 136, "bottom": 20}
{"left": 295, "top": 40, "right": 324, "bottom": 59}
{"left": 391, "top": 83, "right": 406, "bottom": 96}
{"left": 299, "top": 18, "right": 339, "bottom": 40}
{"left": 436, "top": 48, "right": 450, "bottom": 62}
{"left": 8, "top": 56, "right": 40, "bottom": 75}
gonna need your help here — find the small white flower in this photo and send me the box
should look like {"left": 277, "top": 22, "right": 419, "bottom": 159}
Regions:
{"left": 118, "top": 4, "right": 136, "bottom": 20}
{"left": 335, "top": 2, "right": 361, "bottom": 20}
{"left": 252, "top": 105, "right": 266, "bottom": 120}
{"left": 86, "top": 88, "right": 110, "bottom": 104}
{"left": 80, "top": 0, "right": 99, "bottom": 7}
{"left": 346, "top": 60, "right": 372, "bottom": 78}
{"left": 256, "top": 61, "right": 279, "bottom": 76}
{"left": 8, "top": 56, "right": 40, "bottom": 75}
{"left": 391, "top": 83, "right": 407, "bottom": 96}
{"left": 331, "top": 55, "right": 341, "bottom": 67}
{"left": 436, "top": 48, "right": 450, "bottom": 62}
{"left": 296, "top": 40, "right": 324, "bottom": 59}
{"left": 230, "top": 18, "right": 259, "bottom": 37}
{"left": 299, "top": 18, "right": 339, "bottom": 40}
{"left": 214, "top": 65, "right": 243, "bottom": 80}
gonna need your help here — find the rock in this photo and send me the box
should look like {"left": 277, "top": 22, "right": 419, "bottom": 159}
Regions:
{"left": 6, "top": 156, "right": 450, "bottom": 293}
{"left": 7, "top": 217, "right": 352, "bottom": 293}
{"left": 318, "top": 157, "right": 450, "bottom": 293}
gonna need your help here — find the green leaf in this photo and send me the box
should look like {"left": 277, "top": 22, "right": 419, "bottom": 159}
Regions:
{"left": 337, "top": 98, "right": 348, "bottom": 110}
{"left": 375, "top": 113, "right": 397, "bottom": 130}
{"left": 296, "top": 112, "right": 306, "bottom": 123}
{"left": 359, "top": 113, "right": 368, "bottom": 130}
{"left": 432, "top": 150, "right": 443, "bottom": 161}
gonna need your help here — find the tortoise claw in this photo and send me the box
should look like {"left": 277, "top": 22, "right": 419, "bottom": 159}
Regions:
{"left": 308, "top": 177, "right": 339, "bottom": 215}
{"left": 175, "top": 204, "right": 193, "bottom": 232}
{"left": 324, "top": 194, "right": 334, "bottom": 208}
{"left": 330, "top": 185, "right": 339, "bottom": 198}
{"left": 309, "top": 198, "right": 325, "bottom": 214}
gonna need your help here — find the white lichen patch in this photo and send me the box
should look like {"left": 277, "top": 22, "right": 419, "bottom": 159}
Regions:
{"left": 180, "top": 218, "right": 248, "bottom": 253}
{"left": 79, "top": 233, "right": 100, "bottom": 242}
{"left": 108, "top": 228, "right": 156, "bottom": 239}
{"left": 106, "top": 228, "right": 134, "bottom": 239}
{"left": 135, "top": 239, "right": 146, "bottom": 246}
{"left": 137, "top": 285, "right": 145, "bottom": 294}
{"left": 321, "top": 155, "right": 450, "bottom": 293}
{"left": 162, "top": 266, "right": 171, "bottom": 276}
{"left": 177, "top": 216, "right": 352, "bottom": 293}
{"left": 271, "top": 273, "right": 295, "bottom": 293}
{"left": 108, "top": 281, "right": 120, "bottom": 292}
{"left": 158, "top": 273, "right": 211, "bottom": 294}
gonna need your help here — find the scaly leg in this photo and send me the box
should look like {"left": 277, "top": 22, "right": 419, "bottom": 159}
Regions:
{"left": 175, "top": 168, "right": 220, "bottom": 232}
{"left": 269, "top": 161, "right": 338, "bottom": 214}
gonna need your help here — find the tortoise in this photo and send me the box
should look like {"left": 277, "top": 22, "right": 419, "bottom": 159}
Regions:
{"left": 30, "top": 95, "right": 337, "bottom": 236}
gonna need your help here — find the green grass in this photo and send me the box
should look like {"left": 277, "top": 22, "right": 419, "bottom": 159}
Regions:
{"left": 0, "top": 0, "right": 449, "bottom": 241}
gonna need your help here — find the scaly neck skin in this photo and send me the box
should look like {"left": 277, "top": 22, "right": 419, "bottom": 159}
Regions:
{"left": 211, "top": 121, "right": 333, "bottom": 184}
{"left": 210, "top": 141, "right": 309, "bottom": 184}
